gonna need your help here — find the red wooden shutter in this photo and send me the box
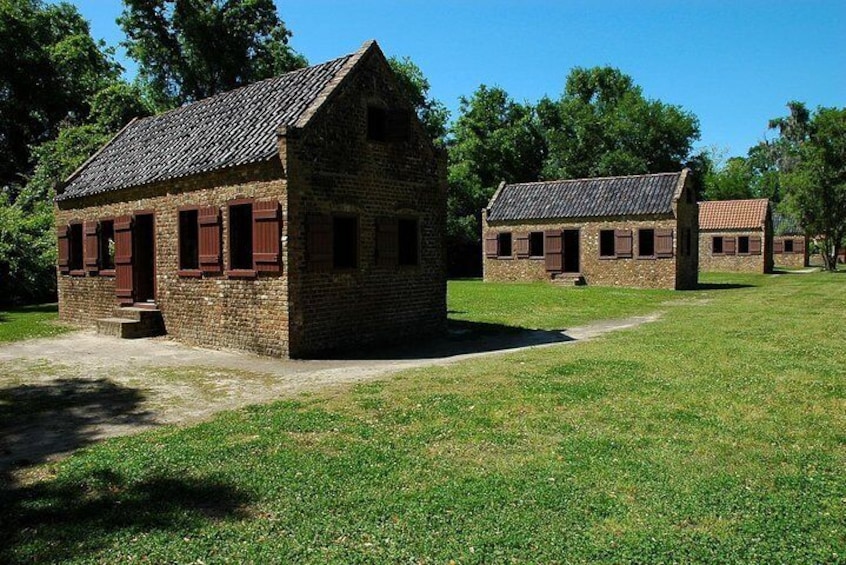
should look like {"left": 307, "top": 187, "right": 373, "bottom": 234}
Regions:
{"left": 515, "top": 233, "right": 530, "bottom": 259}
{"left": 376, "top": 217, "right": 398, "bottom": 266}
{"left": 308, "top": 214, "right": 332, "bottom": 271}
{"left": 544, "top": 230, "right": 563, "bottom": 272}
{"left": 749, "top": 236, "right": 762, "bottom": 255}
{"left": 614, "top": 230, "right": 633, "bottom": 258}
{"left": 84, "top": 221, "right": 99, "bottom": 273}
{"left": 794, "top": 238, "right": 805, "bottom": 254}
{"left": 57, "top": 226, "right": 70, "bottom": 274}
{"left": 655, "top": 229, "right": 674, "bottom": 258}
{"left": 114, "top": 215, "right": 134, "bottom": 305}
{"left": 484, "top": 234, "right": 498, "bottom": 259}
{"left": 198, "top": 206, "right": 221, "bottom": 273}
{"left": 724, "top": 237, "right": 737, "bottom": 255}
{"left": 773, "top": 239, "right": 783, "bottom": 254}
{"left": 253, "top": 200, "right": 281, "bottom": 273}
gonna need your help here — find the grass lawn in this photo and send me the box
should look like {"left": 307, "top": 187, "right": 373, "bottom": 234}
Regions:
{"left": 0, "top": 304, "right": 69, "bottom": 343}
{"left": 2, "top": 273, "right": 844, "bottom": 563}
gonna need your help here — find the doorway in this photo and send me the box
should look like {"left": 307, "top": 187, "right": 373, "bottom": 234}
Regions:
{"left": 133, "top": 213, "right": 156, "bottom": 304}
{"left": 563, "top": 229, "right": 580, "bottom": 273}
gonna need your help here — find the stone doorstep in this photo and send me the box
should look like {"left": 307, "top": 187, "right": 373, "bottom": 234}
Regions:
{"left": 551, "top": 272, "right": 586, "bottom": 286}
{"left": 96, "top": 307, "right": 166, "bottom": 339}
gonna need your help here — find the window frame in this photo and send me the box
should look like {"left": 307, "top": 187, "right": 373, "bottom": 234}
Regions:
{"left": 528, "top": 231, "right": 544, "bottom": 259}
{"left": 599, "top": 229, "right": 616, "bottom": 259}
{"left": 738, "top": 235, "right": 750, "bottom": 255}
{"left": 638, "top": 228, "right": 656, "bottom": 259}
{"left": 784, "top": 239, "right": 795, "bottom": 254}
{"left": 178, "top": 206, "right": 202, "bottom": 278}
{"left": 332, "top": 214, "right": 360, "bottom": 271}
{"left": 98, "top": 218, "right": 116, "bottom": 276}
{"left": 226, "top": 198, "right": 256, "bottom": 278}
{"left": 497, "top": 232, "right": 513, "bottom": 259}
{"left": 68, "top": 221, "right": 84, "bottom": 276}
{"left": 712, "top": 236, "right": 724, "bottom": 255}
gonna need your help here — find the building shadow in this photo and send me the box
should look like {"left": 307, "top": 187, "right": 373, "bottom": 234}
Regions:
{"left": 319, "top": 319, "right": 573, "bottom": 361}
{"left": 0, "top": 378, "right": 155, "bottom": 477}
{"left": 695, "top": 282, "right": 755, "bottom": 290}
{"left": 0, "top": 469, "right": 252, "bottom": 563}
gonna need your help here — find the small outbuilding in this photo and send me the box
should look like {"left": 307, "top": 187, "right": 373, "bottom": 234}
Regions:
{"left": 772, "top": 212, "right": 809, "bottom": 268}
{"left": 482, "top": 170, "right": 698, "bottom": 290}
{"left": 54, "top": 40, "right": 447, "bottom": 358}
{"left": 698, "top": 199, "right": 773, "bottom": 273}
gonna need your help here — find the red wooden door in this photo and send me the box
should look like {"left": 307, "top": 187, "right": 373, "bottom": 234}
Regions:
{"left": 114, "top": 215, "right": 134, "bottom": 305}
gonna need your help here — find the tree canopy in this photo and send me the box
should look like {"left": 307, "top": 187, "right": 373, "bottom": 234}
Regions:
{"left": 0, "top": 0, "right": 121, "bottom": 188}
{"left": 537, "top": 66, "right": 700, "bottom": 180}
{"left": 119, "top": 0, "right": 306, "bottom": 111}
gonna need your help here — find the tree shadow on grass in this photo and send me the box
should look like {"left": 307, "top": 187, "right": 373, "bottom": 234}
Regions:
{"left": 0, "top": 470, "right": 252, "bottom": 563}
{"left": 0, "top": 303, "right": 59, "bottom": 315}
{"left": 319, "top": 319, "right": 572, "bottom": 361}
{"left": 0, "top": 378, "right": 155, "bottom": 477}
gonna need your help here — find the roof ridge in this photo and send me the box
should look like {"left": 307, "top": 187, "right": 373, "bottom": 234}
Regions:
{"left": 505, "top": 170, "right": 682, "bottom": 188}
{"left": 700, "top": 198, "right": 769, "bottom": 205}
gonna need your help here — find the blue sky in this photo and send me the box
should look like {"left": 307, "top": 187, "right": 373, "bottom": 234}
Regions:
{"left": 62, "top": 0, "right": 844, "bottom": 160}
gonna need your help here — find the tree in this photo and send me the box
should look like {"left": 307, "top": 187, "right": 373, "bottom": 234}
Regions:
{"left": 537, "top": 66, "right": 700, "bottom": 179}
{"left": 701, "top": 156, "right": 756, "bottom": 201}
{"left": 0, "top": 0, "right": 121, "bottom": 187}
{"left": 119, "top": 0, "right": 306, "bottom": 111}
{"left": 447, "top": 85, "right": 545, "bottom": 241}
{"left": 779, "top": 106, "right": 846, "bottom": 271}
{"left": 388, "top": 56, "right": 449, "bottom": 147}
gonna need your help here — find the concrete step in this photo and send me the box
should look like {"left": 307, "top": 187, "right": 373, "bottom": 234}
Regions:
{"left": 551, "top": 273, "right": 586, "bottom": 286}
{"left": 97, "top": 307, "right": 165, "bottom": 339}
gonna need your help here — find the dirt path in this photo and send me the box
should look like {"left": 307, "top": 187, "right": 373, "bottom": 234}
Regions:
{"left": 0, "top": 313, "right": 660, "bottom": 474}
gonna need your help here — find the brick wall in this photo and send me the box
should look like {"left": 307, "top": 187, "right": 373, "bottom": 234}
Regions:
{"left": 483, "top": 216, "right": 687, "bottom": 289}
{"left": 698, "top": 228, "right": 772, "bottom": 273}
{"left": 773, "top": 236, "right": 809, "bottom": 268}
{"left": 56, "top": 161, "right": 292, "bottom": 356}
{"left": 283, "top": 47, "right": 447, "bottom": 357}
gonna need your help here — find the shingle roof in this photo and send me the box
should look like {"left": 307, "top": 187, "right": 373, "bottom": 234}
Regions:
{"left": 698, "top": 199, "right": 770, "bottom": 231}
{"left": 486, "top": 171, "right": 685, "bottom": 222}
{"left": 57, "top": 43, "right": 369, "bottom": 201}
{"left": 772, "top": 211, "right": 803, "bottom": 236}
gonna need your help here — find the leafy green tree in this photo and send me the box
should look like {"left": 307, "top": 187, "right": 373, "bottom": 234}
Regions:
{"left": 388, "top": 56, "right": 449, "bottom": 147}
{"left": 537, "top": 66, "right": 700, "bottom": 179}
{"left": 0, "top": 0, "right": 120, "bottom": 187}
{"left": 701, "top": 156, "right": 756, "bottom": 201}
{"left": 779, "top": 106, "right": 846, "bottom": 270}
{"left": 119, "top": 0, "right": 306, "bottom": 111}
{"left": 447, "top": 85, "right": 546, "bottom": 246}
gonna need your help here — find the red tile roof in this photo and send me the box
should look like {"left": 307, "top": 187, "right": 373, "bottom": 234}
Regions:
{"left": 699, "top": 199, "right": 770, "bottom": 230}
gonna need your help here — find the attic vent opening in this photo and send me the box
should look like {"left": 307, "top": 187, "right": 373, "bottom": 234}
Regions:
{"left": 367, "top": 106, "right": 388, "bottom": 141}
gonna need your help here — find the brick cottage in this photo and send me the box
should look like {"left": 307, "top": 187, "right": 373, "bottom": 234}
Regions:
{"left": 482, "top": 170, "right": 699, "bottom": 290}
{"left": 698, "top": 199, "right": 773, "bottom": 274}
{"left": 772, "top": 212, "right": 809, "bottom": 268}
{"left": 55, "top": 40, "right": 447, "bottom": 358}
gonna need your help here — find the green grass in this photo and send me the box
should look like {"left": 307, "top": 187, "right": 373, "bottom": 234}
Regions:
{"left": 2, "top": 273, "right": 844, "bottom": 563}
{"left": 0, "top": 304, "right": 70, "bottom": 343}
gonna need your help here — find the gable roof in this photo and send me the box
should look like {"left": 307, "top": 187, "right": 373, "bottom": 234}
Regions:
{"left": 486, "top": 170, "right": 686, "bottom": 222}
{"left": 57, "top": 41, "right": 377, "bottom": 202}
{"left": 698, "top": 199, "right": 770, "bottom": 231}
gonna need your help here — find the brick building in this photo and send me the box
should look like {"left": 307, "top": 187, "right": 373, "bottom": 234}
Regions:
{"left": 772, "top": 212, "right": 808, "bottom": 268}
{"left": 482, "top": 170, "right": 698, "bottom": 290}
{"left": 55, "top": 40, "right": 447, "bottom": 358}
{"left": 698, "top": 199, "right": 773, "bottom": 273}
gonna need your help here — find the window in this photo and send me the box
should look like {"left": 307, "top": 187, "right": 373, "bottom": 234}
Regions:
{"left": 229, "top": 202, "right": 253, "bottom": 270}
{"left": 497, "top": 232, "right": 512, "bottom": 258}
{"left": 529, "top": 232, "right": 544, "bottom": 257}
{"left": 638, "top": 229, "right": 655, "bottom": 257}
{"left": 784, "top": 239, "right": 794, "bottom": 253}
{"left": 397, "top": 218, "right": 419, "bottom": 266}
{"left": 333, "top": 215, "right": 358, "bottom": 269}
{"left": 179, "top": 209, "right": 199, "bottom": 270}
{"left": 99, "top": 219, "right": 115, "bottom": 271}
{"left": 68, "top": 223, "right": 83, "bottom": 272}
{"left": 599, "top": 230, "right": 616, "bottom": 257}
{"left": 738, "top": 236, "right": 750, "bottom": 254}
{"left": 367, "top": 106, "right": 388, "bottom": 141}
{"left": 712, "top": 236, "right": 724, "bottom": 254}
